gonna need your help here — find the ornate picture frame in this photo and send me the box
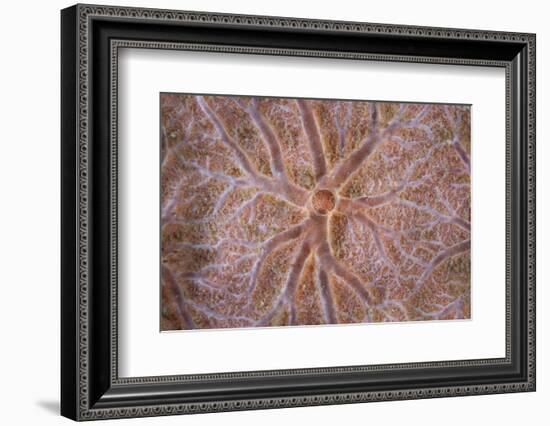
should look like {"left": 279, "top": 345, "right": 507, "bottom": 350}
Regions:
{"left": 61, "top": 4, "right": 535, "bottom": 421}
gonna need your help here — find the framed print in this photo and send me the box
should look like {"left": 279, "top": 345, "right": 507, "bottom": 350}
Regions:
{"left": 60, "top": 4, "right": 536, "bottom": 421}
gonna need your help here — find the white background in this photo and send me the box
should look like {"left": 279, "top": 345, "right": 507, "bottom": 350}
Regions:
{"left": 0, "top": 0, "right": 547, "bottom": 425}
{"left": 119, "top": 50, "right": 505, "bottom": 377}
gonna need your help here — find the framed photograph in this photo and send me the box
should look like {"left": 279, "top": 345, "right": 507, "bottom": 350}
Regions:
{"left": 61, "top": 4, "right": 536, "bottom": 421}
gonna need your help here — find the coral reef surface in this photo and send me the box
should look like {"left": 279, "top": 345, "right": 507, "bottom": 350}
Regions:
{"left": 160, "top": 94, "right": 471, "bottom": 330}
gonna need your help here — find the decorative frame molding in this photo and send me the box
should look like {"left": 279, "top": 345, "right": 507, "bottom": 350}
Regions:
{"left": 61, "top": 4, "right": 535, "bottom": 421}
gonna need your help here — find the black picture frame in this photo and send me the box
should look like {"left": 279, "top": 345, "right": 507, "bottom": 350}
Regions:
{"left": 61, "top": 4, "right": 536, "bottom": 421}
